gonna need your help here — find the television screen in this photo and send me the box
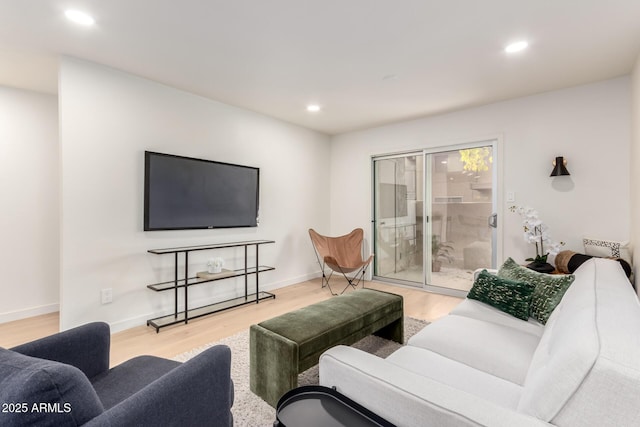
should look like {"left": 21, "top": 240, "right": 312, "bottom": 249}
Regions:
{"left": 144, "top": 151, "right": 259, "bottom": 230}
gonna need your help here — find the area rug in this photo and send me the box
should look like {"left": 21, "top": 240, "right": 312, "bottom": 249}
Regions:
{"left": 174, "top": 316, "right": 428, "bottom": 427}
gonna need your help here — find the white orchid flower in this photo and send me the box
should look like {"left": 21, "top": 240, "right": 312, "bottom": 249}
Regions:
{"left": 510, "top": 205, "right": 564, "bottom": 263}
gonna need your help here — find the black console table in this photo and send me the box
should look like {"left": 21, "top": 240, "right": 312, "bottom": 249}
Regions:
{"left": 146, "top": 240, "right": 275, "bottom": 332}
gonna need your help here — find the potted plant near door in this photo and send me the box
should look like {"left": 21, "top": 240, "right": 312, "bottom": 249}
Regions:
{"left": 432, "top": 236, "right": 455, "bottom": 272}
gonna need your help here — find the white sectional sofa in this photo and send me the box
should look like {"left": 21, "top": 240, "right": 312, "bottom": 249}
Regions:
{"left": 319, "top": 258, "right": 640, "bottom": 426}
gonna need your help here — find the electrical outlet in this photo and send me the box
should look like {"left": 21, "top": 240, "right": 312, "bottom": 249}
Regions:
{"left": 101, "top": 288, "right": 113, "bottom": 304}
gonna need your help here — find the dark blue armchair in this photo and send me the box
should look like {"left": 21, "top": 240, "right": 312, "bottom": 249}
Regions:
{"left": 0, "top": 322, "right": 233, "bottom": 426}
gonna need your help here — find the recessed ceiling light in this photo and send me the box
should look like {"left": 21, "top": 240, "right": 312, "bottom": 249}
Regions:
{"left": 306, "top": 104, "right": 321, "bottom": 113}
{"left": 65, "top": 10, "right": 95, "bottom": 26}
{"left": 505, "top": 41, "right": 528, "bottom": 53}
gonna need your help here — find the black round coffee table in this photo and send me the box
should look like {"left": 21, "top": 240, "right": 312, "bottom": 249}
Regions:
{"left": 274, "top": 385, "right": 395, "bottom": 427}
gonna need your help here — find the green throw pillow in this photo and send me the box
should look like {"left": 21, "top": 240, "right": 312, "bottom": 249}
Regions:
{"left": 467, "top": 270, "right": 535, "bottom": 321}
{"left": 498, "top": 257, "right": 575, "bottom": 324}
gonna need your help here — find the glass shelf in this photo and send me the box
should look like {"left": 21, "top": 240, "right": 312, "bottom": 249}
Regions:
{"left": 147, "top": 292, "right": 275, "bottom": 330}
{"left": 148, "top": 240, "right": 275, "bottom": 254}
{"left": 147, "top": 266, "right": 275, "bottom": 291}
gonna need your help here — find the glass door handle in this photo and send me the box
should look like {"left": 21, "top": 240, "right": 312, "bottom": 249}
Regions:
{"left": 488, "top": 213, "right": 497, "bottom": 228}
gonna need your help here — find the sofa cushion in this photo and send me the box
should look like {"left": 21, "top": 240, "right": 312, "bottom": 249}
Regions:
{"left": 386, "top": 346, "right": 523, "bottom": 409}
{"left": 0, "top": 348, "right": 104, "bottom": 426}
{"left": 498, "top": 257, "right": 575, "bottom": 324}
{"left": 408, "top": 314, "right": 540, "bottom": 384}
{"left": 450, "top": 299, "right": 544, "bottom": 338}
{"left": 467, "top": 270, "right": 535, "bottom": 320}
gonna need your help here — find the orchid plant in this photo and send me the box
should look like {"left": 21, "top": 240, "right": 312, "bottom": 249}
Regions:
{"left": 509, "top": 206, "right": 564, "bottom": 264}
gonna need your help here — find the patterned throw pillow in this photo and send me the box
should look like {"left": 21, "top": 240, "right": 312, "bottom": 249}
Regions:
{"left": 498, "top": 257, "right": 575, "bottom": 324}
{"left": 467, "top": 270, "right": 535, "bottom": 321}
{"left": 583, "top": 237, "right": 631, "bottom": 263}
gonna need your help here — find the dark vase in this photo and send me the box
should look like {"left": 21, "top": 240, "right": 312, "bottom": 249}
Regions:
{"left": 526, "top": 261, "right": 555, "bottom": 274}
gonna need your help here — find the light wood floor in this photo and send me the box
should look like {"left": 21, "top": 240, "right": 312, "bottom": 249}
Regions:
{"left": 0, "top": 278, "right": 462, "bottom": 366}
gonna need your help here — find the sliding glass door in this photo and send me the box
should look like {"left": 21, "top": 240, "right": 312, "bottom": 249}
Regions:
{"left": 373, "top": 142, "right": 497, "bottom": 296}
{"left": 425, "top": 145, "right": 496, "bottom": 294}
{"left": 372, "top": 153, "right": 424, "bottom": 286}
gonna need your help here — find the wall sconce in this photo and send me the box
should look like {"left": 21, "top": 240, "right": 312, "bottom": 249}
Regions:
{"left": 550, "top": 156, "right": 570, "bottom": 177}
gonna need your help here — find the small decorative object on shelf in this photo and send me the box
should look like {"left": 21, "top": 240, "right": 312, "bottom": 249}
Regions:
{"left": 207, "top": 257, "right": 225, "bottom": 273}
{"left": 510, "top": 206, "right": 564, "bottom": 273}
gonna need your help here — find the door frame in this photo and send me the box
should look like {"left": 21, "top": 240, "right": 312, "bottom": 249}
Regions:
{"left": 371, "top": 136, "right": 503, "bottom": 297}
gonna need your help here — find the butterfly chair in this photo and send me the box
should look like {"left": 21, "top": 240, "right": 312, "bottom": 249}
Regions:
{"left": 309, "top": 228, "right": 374, "bottom": 295}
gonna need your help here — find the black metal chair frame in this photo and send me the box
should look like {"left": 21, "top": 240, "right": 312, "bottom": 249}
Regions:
{"left": 311, "top": 248, "right": 370, "bottom": 296}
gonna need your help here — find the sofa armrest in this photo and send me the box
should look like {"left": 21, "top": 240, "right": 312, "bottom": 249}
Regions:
{"left": 84, "top": 345, "right": 233, "bottom": 427}
{"left": 320, "top": 346, "right": 550, "bottom": 427}
{"left": 10, "top": 322, "right": 110, "bottom": 379}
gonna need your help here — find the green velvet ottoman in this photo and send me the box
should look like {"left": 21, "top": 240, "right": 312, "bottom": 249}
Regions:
{"left": 250, "top": 288, "right": 403, "bottom": 407}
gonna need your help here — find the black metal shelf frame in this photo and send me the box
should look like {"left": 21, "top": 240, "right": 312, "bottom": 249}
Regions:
{"left": 146, "top": 240, "right": 275, "bottom": 332}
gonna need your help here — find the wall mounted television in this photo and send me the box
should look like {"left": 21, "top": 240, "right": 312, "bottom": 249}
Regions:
{"left": 144, "top": 151, "right": 259, "bottom": 231}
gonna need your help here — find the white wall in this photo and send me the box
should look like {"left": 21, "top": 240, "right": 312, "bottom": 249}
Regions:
{"left": 0, "top": 86, "right": 59, "bottom": 322}
{"left": 631, "top": 54, "right": 640, "bottom": 291}
{"left": 59, "top": 57, "right": 330, "bottom": 332}
{"left": 330, "top": 77, "right": 631, "bottom": 266}
{"left": 5, "top": 59, "right": 634, "bottom": 330}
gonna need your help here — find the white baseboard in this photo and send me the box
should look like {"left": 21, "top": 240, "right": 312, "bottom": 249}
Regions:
{"left": 109, "top": 313, "right": 155, "bottom": 334}
{"left": 0, "top": 303, "right": 59, "bottom": 324}
{"left": 260, "top": 271, "right": 321, "bottom": 292}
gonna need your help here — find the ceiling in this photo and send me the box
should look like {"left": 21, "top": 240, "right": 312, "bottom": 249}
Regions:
{"left": 1, "top": 1, "right": 639, "bottom": 135}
